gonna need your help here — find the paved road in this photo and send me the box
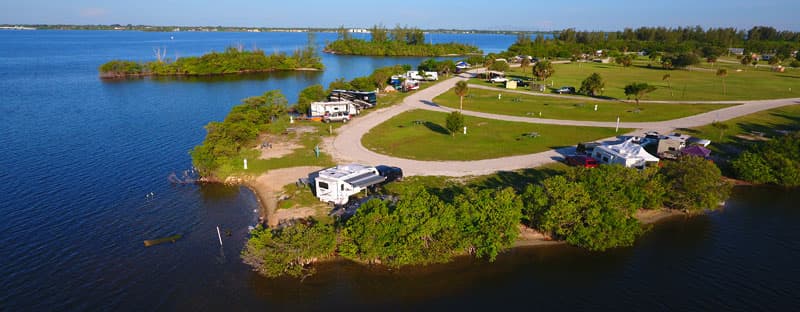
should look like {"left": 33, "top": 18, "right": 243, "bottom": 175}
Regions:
{"left": 327, "top": 74, "right": 800, "bottom": 177}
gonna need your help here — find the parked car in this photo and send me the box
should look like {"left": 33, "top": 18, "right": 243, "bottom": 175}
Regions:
{"left": 510, "top": 78, "right": 529, "bottom": 87}
{"left": 323, "top": 111, "right": 350, "bottom": 123}
{"left": 565, "top": 155, "right": 599, "bottom": 168}
{"left": 490, "top": 76, "right": 508, "bottom": 83}
{"left": 556, "top": 86, "right": 576, "bottom": 94}
{"left": 376, "top": 165, "right": 403, "bottom": 182}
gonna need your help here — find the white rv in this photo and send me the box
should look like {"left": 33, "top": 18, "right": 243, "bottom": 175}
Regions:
{"left": 405, "top": 71, "right": 424, "bottom": 80}
{"left": 312, "top": 164, "right": 387, "bottom": 205}
{"left": 423, "top": 71, "right": 439, "bottom": 81}
{"left": 309, "top": 101, "right": 359, "bottom": 118}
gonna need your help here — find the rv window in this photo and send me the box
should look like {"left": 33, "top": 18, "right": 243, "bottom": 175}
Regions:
{"left": 319, "top": 182, "right": 329, "bottom": 190}
{"left": 603, "top": 156, "right": 609, "bottom": 162}
{"left": 341, "top": 184, "right": 344, "bottom": 191}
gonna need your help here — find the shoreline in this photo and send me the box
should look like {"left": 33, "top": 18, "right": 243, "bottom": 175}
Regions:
{"left": 99, "top": 67, "right": 322, "bottom": 79}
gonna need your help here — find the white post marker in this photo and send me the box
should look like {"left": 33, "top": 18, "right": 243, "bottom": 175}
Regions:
{"left": 216, "top": 226, "right": 223, "bottom": 247}
{"left": 243, "top": 158, "right": 248, "bottom": 170}
{"left": 463, "top": 126, "right": 467, "bottom": 135}
{"left": 615, "top": 116, "right": 620, "bottom": 133}
{"left": 498, "top": 93, "right": 501, "bottom": 100}
{"left": 594, "top": 104, "right": 598, "bottom": 111}
{"left": 290, "top": 115, "right": 294, "bottom": 124}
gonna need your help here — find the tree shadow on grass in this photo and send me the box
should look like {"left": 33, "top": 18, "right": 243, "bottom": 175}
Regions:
{"left": 423, "top": 121, "right": 450, "bottom": 136}
{"left": 472, "top": 168, "right": 565, "bottom": 193}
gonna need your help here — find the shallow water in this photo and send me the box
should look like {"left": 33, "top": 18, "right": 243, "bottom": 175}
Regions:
{"left": 1, "top": 30, "right": 798, "bottom": 311}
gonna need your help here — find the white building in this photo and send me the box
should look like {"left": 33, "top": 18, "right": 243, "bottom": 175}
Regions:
{"left": 592, "top": 139, "right": 660, "bottom": 169}
{"left": 312, "top": 164, "right": 386, "bottom": 205}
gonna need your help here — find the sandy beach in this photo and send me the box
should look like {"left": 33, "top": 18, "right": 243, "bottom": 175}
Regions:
{"left": 246, "top": 166, "right": 323, "bottom": 227}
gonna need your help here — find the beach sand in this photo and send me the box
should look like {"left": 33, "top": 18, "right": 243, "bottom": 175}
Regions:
{"left": 247, "top": 166, "right": 323, "bottom": 227}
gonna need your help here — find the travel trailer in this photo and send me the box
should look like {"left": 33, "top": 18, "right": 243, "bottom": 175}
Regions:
{"left": 312, "top": 164, "right": 387, "bottom": 205}
{"left": 309, "top": 101, "right": 359, "bottom": 119}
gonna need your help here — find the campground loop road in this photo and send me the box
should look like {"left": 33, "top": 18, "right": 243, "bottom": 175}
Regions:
{"left": 327, "top": 72, "right": 800, "bottom": 177}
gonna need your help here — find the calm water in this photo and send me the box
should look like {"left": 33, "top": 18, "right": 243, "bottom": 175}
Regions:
{"left": 1, "top": 30, "right": 798, "bottom": 311}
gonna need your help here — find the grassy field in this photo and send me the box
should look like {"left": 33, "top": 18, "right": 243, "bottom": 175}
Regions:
{"left": 487, "top": 59, "right": 799, "bottom": 101}
{"left": 434, "top": 87, "right": 736, "bottom": 121}
{"left": 362, "top": 109, "right": 630, "bottom": 161}
{"left": 681, "top": 104, "right": 800, "bottom": 156}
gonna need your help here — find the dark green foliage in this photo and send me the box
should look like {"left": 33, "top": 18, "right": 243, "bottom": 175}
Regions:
{"left": 661, "top": 53, "right": 700, "bottom": 68}
{"left": 489, "top": 61, "right": 510, "bottom": 72}
{"left": 624, "top": 82, "right": 657, "bottom": 105}
{"left": 296, "top": 84, "right": 326, "bottom": 116}
{"left": 502, "top": 26, "right": 799, "bottom": 61}
{"left": 615, "top": 54, "right": 634, "bottom": 67}
{"left": 242, "top": 221, "right": 336, "bottom": 278}
{"left": 445, "top": 111, "right": 465, "bottom": 136}
{"left": 99, "top": 46, "right": 323, "bottom": 77}
{"left": 325, "top": 31, "right": 481, "bottom": 57}
{"left": 454, "top": 187, "right": 522, "bottom": 261}
{"left": 732, "top": 133, "right": 800, "bottom": 187}
{"left": 522, "top": 166, "right": 664, "bottom": 251}
{"left": 661, "top": 156, "right": 732, "bottom": 210}
{"left": 190, "top": 90, "right": 287, "bottom": 176}
{"left": 532, "top": 60, "right": 554, "bottom": 81}
{"left": 579, "top": 72, "right": 605, "bottom": 96}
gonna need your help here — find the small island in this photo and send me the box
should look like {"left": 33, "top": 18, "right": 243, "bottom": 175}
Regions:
{"left": 324, "top": 25, "right": 482, "bottom": 57}
{"left": 99, "top": 44, "right": 323, "bottom": 79}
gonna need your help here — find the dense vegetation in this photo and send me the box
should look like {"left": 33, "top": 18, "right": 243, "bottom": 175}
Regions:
{"left": 732, "top": 133, "right": 800, "bottom": 187}
{"left": 324, "top": 25, "right": 481, "bottom": 56}
{"left": 190, "top": 90, "right": 288, "bottom": 176}
{"left": 244, "top": 157, "right": 730, "bottom": 277}
{"left": 100, "top": 42, "right": 323, "bottom": 78}
{"left": 500, "top": 26, "right": 800, "bottom": 63}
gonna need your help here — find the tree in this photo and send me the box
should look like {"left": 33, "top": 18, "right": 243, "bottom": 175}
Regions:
{"left": 520, "top": 57, "right": 531, "bottom": 68}
{"left": 532, "top": 60, "right": 554, "bottom": 82}
{"left": 445, "top": 111, "right": 465, "bottom": 136}
{"left": 454, "top": 80, "right": 469, "bottom": 111}
{"left": 711, "top": 121, "right": 729, "bottom": 140}
{"left": 488, "top": 60, "right": 509, "bottom": 72}
{"left": 716, "top": 68, "right": 728, "bottom": 95}
{"left": 579, "top": 72, "right": 605, "bottom": 96}
{"left": 296, "top": 84, "right": 326, "bottom": 116}
{"left": 660, "top": 156, "right": 731, "bottom": 211}
{"left": 623, "top": 82, "right": 657, "bottom": 105}
{"left": 241, "top": 220, "right": 336, "bottom": 278}
{"left": 615, "top": 54, "right": 633, "bottom": 67}
{"left": 662, "top": 74, "right": 673, "bottom": 97}
{"left": 369, "top": 24, "right": 388, "bottom": 43}
{"left": 741, "top": 54, "right": 753, "bottom": 66}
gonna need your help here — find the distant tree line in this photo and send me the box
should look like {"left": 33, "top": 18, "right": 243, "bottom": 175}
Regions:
{"left": 243, "top": 156, "right": 731, "bottom": 278}
{"left": 100, "top": 35, "right": 323, "bottom": 78}
{"left": 501, "top": 26, "right": 800, "bottom": 65}
{"left": 324, "top": 25, "right": 482, "bottom": 56}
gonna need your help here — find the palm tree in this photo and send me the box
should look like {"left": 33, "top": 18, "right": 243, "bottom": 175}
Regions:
{"left": 454, "top": 80, "right": 469, "bottom": 111}
{"left": 623, "top": 82, "right": 657, "bottom": 106}
{"left": 662, "top": 74, "right": 673, "bottom": 97}
{"left": 716, "top": 69, "right": 728, "bottom": 95}
{"left": 532, "top": 60, "right": 554, "bottom": 82}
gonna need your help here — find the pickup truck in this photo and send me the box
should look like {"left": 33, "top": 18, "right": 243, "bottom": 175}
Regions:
{"left": 490, "top": 76, "right": 508, "bottom": 83}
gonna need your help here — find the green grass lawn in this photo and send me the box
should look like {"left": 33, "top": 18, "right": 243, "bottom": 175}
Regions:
{"left": 680, "top": 104, "right": 800, "bottom": 156}
{"left": 435, "top": 87, "right": 736, "bottom": 122}
{"left": 362, "top": 109, "right": 630, "bottom": 161}
{"left": 491, "top": 59, "right": 799, "bottom": 101}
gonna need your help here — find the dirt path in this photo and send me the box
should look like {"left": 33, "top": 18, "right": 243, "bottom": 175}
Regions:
{"left": 248, "top": 166, "right": 323, "bottom": 227}
{"left": 327, "top": 70, "right": 800, "bottom": 177}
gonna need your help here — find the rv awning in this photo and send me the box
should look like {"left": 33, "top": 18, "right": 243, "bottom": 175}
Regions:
{"left": 345, "top": 172, "right": 387, "bottom": 188}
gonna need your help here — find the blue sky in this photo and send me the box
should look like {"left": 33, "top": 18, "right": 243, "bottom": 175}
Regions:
{"left": 2, "top": 0, "right": 798, "bottom": 31}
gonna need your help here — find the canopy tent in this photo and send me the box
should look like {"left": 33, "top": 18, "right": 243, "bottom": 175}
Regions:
{"left": 681, "top": 145, "right": 712, "bottom": 158}
{"left": 592, "top": 139, "right": 660, "bottom": 168}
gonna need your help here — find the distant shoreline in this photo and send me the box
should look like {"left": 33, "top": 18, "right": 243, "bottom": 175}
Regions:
{"left": 99, "top": 67, "right": 321, "bottom": 79}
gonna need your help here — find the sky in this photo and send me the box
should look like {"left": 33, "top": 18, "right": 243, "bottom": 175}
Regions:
{"left": 1, "top": 0, "right": 799, "bottom": 31}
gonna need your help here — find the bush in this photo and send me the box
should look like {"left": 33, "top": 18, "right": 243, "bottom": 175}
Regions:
{"left": 661, "top": 156, "right": 731, "bottom": 211}
{"left": 445, "top": 111, "right": 465, "bottom": 136}
{"left": 241, "top": 220, "right": 336, "bottom": 278}
{"left": 732, "top": 134, "right": 800, "bottom": 187}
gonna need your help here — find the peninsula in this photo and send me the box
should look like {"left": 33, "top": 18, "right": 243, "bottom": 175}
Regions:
{"left": 324, "top": 25, "right": 481, "bottom": 56}
{"left": 99, "top": 46, "right": 323, "bottom": 79}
